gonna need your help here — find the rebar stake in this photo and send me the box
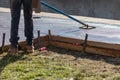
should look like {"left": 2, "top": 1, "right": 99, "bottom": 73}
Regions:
{"left": 48, "top": 30, "right": 52, "bottom": 45}
{"left": 2, "top": 33, "right": 6, "bottom": 52}
{"left": 83, "top": 34, "right": 88, "bottom": 53}
{"left": 37, "top": 30, "right": 40, "bottom": 49}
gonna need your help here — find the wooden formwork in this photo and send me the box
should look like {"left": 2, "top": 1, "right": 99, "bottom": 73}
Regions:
{"left": 0, "top": 34, "right": 120, "bottom": 57}
{"left": 0, "top": 36, "right": 48, "bottom": 53}
{"left": 49, "top": 35, "right": 120, "bottom": 57}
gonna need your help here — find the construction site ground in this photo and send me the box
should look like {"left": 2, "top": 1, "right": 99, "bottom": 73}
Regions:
{"left": 0, "top": 46, "right": 120, "bottom": 80}
{"left": 0, "top": 8, "right": 120, "bottom": 80}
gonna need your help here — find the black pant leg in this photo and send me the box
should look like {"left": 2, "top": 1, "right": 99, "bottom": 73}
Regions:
{"left": 23, "top": 0, "right": 33, "bottom": 45}
{"left": 10, "top": 0, "right": 22, "bottom": 48}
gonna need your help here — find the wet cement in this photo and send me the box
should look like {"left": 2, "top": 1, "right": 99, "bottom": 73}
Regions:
{"left": 0, "top": 10, "right": 120, "bottom": 46}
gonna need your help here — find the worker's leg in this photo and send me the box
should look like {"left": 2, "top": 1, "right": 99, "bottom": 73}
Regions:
{"left": 23, "top": 0, "right": 33, "bottom": 46}
{"left": 10, "top": 0, "right": 22, "bottom": 48}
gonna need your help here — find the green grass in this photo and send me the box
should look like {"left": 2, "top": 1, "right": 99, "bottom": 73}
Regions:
{"left": 0, "top": 47, "right": 120, "bottom": 80}
{"left": 0, "top": 53, "right": 74, "bottom": 80}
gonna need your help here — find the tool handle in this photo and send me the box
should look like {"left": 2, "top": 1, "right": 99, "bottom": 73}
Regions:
{"left": 40, "top": 1, "right": 88, "bottom": 26}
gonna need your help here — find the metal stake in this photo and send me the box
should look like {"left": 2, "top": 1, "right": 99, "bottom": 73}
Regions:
{"left": 37, "top": 30, "right": 40, "bottom": 49}
{"left": 48, "top": 30, "right": 51, "bottom": 45}
{"left": 83, "top": 34, "right": 88, "bottom": 53}
{"left": 1, "top": 33, "right": 6, "bottom": 52}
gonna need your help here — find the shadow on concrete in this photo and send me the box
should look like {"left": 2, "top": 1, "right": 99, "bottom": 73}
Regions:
{"left": 48, "top": 46, "right": 120, "bottom": 65}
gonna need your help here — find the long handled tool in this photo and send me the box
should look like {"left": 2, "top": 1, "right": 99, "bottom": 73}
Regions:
{"left": 40, "top": 1, "right": 95, "bottom": 29}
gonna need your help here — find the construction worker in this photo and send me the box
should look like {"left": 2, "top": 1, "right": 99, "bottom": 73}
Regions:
{"left": 9, "top": 0, "right": 34, "bottom": 55}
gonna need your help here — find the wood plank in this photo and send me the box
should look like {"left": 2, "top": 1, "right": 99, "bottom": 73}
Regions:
{"left": 86, "top": 47, "right": 120, "bottom": 57}
{"left": 34, "top": 41, "right": 48, "bottom": 49}
{"left": 34, "top": 36, "right": 48, "bottom": 43}
{"left": 50, "top": 41, "right": 83, "bottom": 51}
{"left": 1, "top": 35, "right": 120, "bottom": 57}
{"left": 51, "top": 35, "right": 120, "bottom": 50}
{"left": 51, "top": 35, "right": 84, "bottom": 44}
{"left": 87, "top": 41, "right": 120, "bottom": 50}
{"left": 0, "top": 36, "right": 48, "bottom": 52}
{"left": 50, "top": 41, "right": 120, "bottom": 57}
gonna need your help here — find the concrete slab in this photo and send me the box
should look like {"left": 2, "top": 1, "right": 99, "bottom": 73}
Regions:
{"left": 0, "top": 8, "right": 120, "bottom": 46}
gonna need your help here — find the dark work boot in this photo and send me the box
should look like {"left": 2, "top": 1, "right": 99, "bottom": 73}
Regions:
{"left": 8, "top": 47, "right": 18, "bottom": 56}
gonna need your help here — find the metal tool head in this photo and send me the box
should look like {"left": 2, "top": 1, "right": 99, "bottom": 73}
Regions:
{"left": 79, "top": 25, "right": 96, "bottom": 30}
{"left": 33, "top": 16, "right": 41, "bottom": 19}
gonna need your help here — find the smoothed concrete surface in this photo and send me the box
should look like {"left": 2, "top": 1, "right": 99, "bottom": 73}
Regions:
{"left": 0, "top": 8, "right": 120, "bottom": 46}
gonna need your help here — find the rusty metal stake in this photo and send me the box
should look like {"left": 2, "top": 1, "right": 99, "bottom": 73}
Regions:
{"left": 48, "top": 30, "right": 51, "bottom": 45}
{"left": 83, "top": 34, "right": 88, "bottom": 53}
{"left": 37, "top": 30, "right": 41, "bottom": 49}
{"left": 1, "top": 33, "right": 6, "bottom": 52}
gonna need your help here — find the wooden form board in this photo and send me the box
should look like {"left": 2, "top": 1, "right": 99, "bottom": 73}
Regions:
{"left": 1, "top": 35, "right": 120, "bottom": 57}
{"left": 49, "top": 35, "right": 120, "bottom": 57}
{"left": 0, "top": 36, "right": 48, "bottom": 52}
